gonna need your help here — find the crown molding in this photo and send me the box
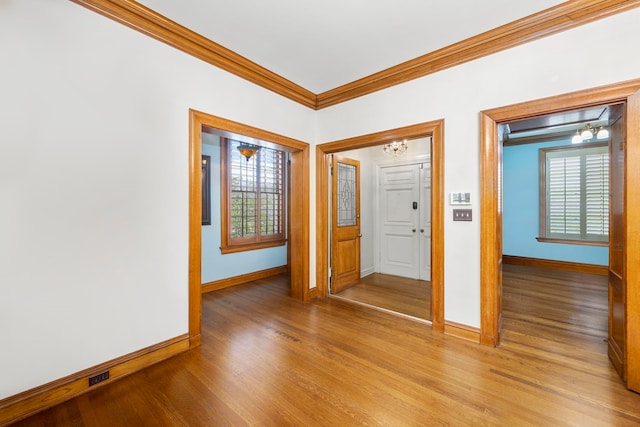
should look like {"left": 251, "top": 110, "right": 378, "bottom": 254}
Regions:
{"left": 71, "top": 0, "right": 317, "bottom": 109}
{"left": 72, "top": 0, "right": 640, "bottom": 110}
{"left": 316, "top": 0, "right": 640, "bottom": 108}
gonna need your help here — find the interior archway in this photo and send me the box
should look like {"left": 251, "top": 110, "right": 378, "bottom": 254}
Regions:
{"left": 188, "top": 109, "right": 310, "bottom": 347}
{"left": 479, "top": 77, "right": 640, "bottom": 385}
{"left": 315, "top": 120, "right": 445, "bottom": 332}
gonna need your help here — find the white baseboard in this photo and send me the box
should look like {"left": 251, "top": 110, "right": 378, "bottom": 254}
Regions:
{"left": 361, "top": 266, "right": 375, "bottom": 277}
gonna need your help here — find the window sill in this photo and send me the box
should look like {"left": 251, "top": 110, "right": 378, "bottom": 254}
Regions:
{"left": 536, "top": 237, "right": 608, "bottom": 247}
{"left": 220, "top": 240, "right": 286, "bottom": 254}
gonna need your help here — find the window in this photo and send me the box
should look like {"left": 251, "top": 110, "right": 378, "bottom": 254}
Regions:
{"left": 220, "top": 138, "right": 286, "bottom": 253}
{"left": 538, "top": 143, "right": 609, "bottom": 245}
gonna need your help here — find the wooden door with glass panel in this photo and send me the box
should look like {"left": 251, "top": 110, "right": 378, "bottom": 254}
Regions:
{"left": 331, "top": 155, "right": 361, "bottom": 293}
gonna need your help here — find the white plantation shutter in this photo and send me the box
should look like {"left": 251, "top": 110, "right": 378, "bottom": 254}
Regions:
{"left": 227, "top": 139, "right": 285, "bottom": 243}
{"left": 548, "top": 156, "right": 581, "bottom": 236}
{"left": 258, "top": 147, "right": 284, "bottom": 236}
{"left": 543, "top": 144, "right": 608, "bottom": 243}
{"left": 585, "top": 152, "right": 609, "bottom": 237}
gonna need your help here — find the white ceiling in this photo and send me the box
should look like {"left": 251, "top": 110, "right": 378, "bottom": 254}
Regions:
{"left": 137, "top": 0, "right": 566, "bottom": 94}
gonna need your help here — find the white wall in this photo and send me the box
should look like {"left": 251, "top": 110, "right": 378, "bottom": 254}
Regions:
{"left": 0, "top": 0, "right": 314, "bottom": 399}
{"left": 316, "top": 9, "right": 640, "bottom": 328}
{"left": 3, "top": 0, "right": 640, "bottom": 402}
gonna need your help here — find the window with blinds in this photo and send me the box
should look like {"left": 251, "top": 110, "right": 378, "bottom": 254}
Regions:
{"left": 221, "top": 138, "right": 286, "bottom": 253}
{"left": 539, "top": 143, "right": 609, "bottom": 244}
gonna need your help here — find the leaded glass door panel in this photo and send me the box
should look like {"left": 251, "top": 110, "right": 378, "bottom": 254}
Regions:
{"left": 331, "top": 155, "right": 361, "bottom": 293}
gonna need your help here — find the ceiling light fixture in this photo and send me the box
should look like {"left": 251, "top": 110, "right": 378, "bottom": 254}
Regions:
{"left": 237, "top": 142, "right": 260, "bottom": 161}
{"left": 571, "top": 123, "right": 609, "bottom": 144}
{"left": 383, "top": 139, "right": 408, "bottom": 156}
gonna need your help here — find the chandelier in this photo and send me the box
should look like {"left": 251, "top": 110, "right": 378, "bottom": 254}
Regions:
{"left": 571, "top": 123, "right": 609, "bottom": 144}
{"left": 383, "top": 139, "right": 408, "bottom": 156}
{"left": 237, "top": 142, "right": 260, "bottom": 161}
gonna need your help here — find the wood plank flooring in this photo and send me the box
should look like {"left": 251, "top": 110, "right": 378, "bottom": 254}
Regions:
{"left": 11, "top": 268, "right": 640, "bottom": 426}
{"left": 333, "top": 273, "right": 431, "bottom": 320}
{"left": 502, "top": 263, "right": 608, "bottom": 354}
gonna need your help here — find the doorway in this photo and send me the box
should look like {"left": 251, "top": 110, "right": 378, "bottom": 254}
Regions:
{"left": 479, "top": 79, "right": 640, "bottom": 392}
{"left": 316, "top": 120, "right": 445, "bottom": 332}
{"left": 328, "top": 144, "right": 431, "bottom": 321}
{"left": 499, "top": 104, "right": 615, "bottom": 378}
{"left": 188, "top": 109, "right": 310, "bottom": 348}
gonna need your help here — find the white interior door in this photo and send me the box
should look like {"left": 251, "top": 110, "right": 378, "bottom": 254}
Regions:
{"left": 419, "top": 163, "right": 431, "bottom": 281}
{"left": 380, "top": 164, "right": 420, "bottom": 278}
{"left": 379, "top": 163, "right": 431, "bottom": 280}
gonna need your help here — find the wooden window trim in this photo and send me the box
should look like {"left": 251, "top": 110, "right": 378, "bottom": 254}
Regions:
{"left": 220, "top": 240, "right": 286, "bottom": 254}
{"left": 538, "top": 142, "right": 608, "bottom": 246}
{"left": 220, "top": 138, "right": 286, "bottom": 254}
{"left": 201, "top": 155, "right": 211, "bottom": 226}
{"left": 535, "top": 237, "right": 608, "bottom": 247}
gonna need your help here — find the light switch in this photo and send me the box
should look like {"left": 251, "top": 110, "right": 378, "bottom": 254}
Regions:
{"left": 453, "top": 209, "right": 472, "bottom": 221}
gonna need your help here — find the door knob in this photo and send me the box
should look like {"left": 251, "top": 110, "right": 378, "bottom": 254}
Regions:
{"left": 412, "top": 229, "right": 416, "bottom": 232}
{"left": 420, "top": 229, "right": 424, "bottom": 233}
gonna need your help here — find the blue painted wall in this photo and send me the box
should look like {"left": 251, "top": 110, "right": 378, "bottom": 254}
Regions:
{"left": 201, "top": 133, "right": 287, "bottom": 283}
{"left": 503, "top": 138, "right": 608, "bottom": 265}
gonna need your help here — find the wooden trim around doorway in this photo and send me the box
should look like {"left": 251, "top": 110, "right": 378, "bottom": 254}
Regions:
{"left": 315, "top": 120, "right": 445, "bottom": 332}
{"left": 189, "top": 110, "right": 311, "bottom": 347}
{"left": 479, "top": 78, "right": 640, "bottom": 350}
{"left": 626, "top": 90, "right": 640, "bottom": 390}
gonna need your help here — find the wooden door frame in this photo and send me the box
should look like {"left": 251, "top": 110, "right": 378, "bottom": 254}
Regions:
{"left": 316, "top": 120, "right": 445, "bottom": 332}
{"left": 189, "top": 109, "right": 311, "bottom": 348}
{"left": 479, "top": 79, "right": 640, "bottom": 389}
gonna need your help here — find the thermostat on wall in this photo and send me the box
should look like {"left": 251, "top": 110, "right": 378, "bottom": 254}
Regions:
{"left": 450, "top": 192, "right": 471, "bottom": 205}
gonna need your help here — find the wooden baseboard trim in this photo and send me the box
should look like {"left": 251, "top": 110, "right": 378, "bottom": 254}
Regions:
{"left": 0, "top": 334, "right": 189, "bottom": 426}
{"left": 445, "top": 321, "right": 480, "bottom": 343}
{"left": 201, "top": 265, "right": 288, "bottom": 294}
{"left": 305, "top": 286, "right": 318, "bottom": 301}
{"left": 502, "top": 255, "right": 608, "bottom": 276}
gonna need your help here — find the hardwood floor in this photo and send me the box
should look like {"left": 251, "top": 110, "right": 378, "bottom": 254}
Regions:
{"left": 11, "top": 270, "right": 640, "bottom": 426}
{"left": 333, "top": 273, "right": 431, "bottom": 320}
{"left": 502, "top": 263, "right": 608, "bottom": 353}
